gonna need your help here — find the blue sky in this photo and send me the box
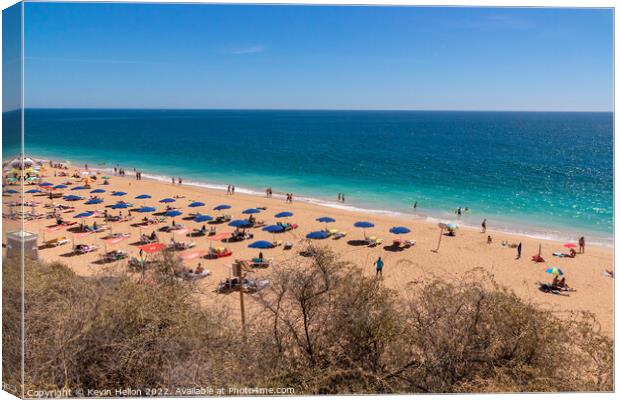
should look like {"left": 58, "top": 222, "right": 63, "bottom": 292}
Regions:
{"left": 23, "top": 4, "right": 613, "bottom": 111}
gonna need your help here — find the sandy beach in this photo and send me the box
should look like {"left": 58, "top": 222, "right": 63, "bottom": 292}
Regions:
{"left": 11, "top": 164, "right": 614, "bottom": 334}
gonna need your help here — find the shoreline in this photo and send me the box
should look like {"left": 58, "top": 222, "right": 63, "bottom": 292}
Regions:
{"left": 32, "top": 153, "right": 614, "bottom": 248}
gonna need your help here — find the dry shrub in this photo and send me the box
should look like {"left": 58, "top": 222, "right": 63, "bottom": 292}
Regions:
{"left": 3, "top": 245, "right": 613, "bottom": 395}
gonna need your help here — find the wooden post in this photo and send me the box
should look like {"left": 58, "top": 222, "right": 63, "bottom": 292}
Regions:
{"left": 233, "top": 261, "right": 247, "bottom": 335}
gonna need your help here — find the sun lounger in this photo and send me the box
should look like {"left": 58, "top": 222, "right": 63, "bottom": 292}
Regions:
{"left": 183, "top": 270, "right": 211, "bottom": 281}
{"left": 102, "top": 250, "right": 128, "bottom": 262}
{"left": 140, "top": 234, "right": 158, "bottom": 244}
{"left": 249, "top": 258, "right": 272, "bottom": 268}
{"left": 73, "top": 244, "right": 98, "bottom": 254}
{"left": 217, "top": 277, "right": 269, "bottom": 293}
{"left": 168, "top": 241, "right": 196, "bottom": 251}
{"left": 214, "top": 215, "right": 232, "bottom": 223}
{"left": 208, "top": 247, "right": 232, "bottom": 258}
{"left": 283, "top": 241, "right": 293, "bottom": 250}
{"left": 44, "top": 236, "right": 69, "bottom": 247}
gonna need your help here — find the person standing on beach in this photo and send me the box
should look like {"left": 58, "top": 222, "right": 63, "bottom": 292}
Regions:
{"left": 481, "top": 219, "right": 487, "bottom": 233}
{"left": 413, "top": 201, "right": 417, "bottom": 211}
{"left": 341, "top": 194, "right": 345, "bottom": 202}
{"left": 338, "top": 193, "right": 341, "bottom": 202}
{"left": 516, "top": 242, "right": 522, "bottom": 259}
{"left": 374, "top": 257, "right": 384, "bottom": 277}
{"left": 579, "top": 236, "right": 585, "bottom": 253}
{"left": 457, "top": 207, "right": 462, "bottom": 218}
{"left": 172, "top": 177, "right": 176, "bottom": 185}
{"left": 232, "top": 186, "right": 235, "bottom": 194}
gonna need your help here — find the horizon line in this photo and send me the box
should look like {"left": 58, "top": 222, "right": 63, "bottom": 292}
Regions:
{"left": 6, "top": 107, "right": 614, "bottom": 113}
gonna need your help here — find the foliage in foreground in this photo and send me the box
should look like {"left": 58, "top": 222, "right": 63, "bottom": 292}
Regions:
{"left": 2, "top": 246, "right": 613, "bottom": 395}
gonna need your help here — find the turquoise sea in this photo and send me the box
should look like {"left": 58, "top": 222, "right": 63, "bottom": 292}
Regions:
{"left": 7, "top": 109, "right": 613, "bottom": 244}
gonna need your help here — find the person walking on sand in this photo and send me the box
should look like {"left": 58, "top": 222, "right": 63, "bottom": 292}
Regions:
{"left": 338, "top": 193, "right": 341, "bottom": 202}
{"left": 516, "top": 242, "right": 522, "bottom": 259}
{"left": 341, "top": 193, "right": 345, "bottom": 202}
{"left": 481, "top": 218, "right": 487, "bottom": 233}
{"left": 579, "top": 236, "right": 585, "bottom": 253}
{"left": 413, "top": 201, "right": 417, "bottom": 211}
{"left": 374, "top": 257, "right": 384, "bottom": 277}
{"left": 172, "top": 177, "right": 176, "bottom": 185}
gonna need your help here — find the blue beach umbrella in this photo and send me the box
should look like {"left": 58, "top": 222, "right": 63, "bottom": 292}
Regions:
{"left": 354, "top": 221, "right": 374, "bottom": 229}
{"left": 389, "top": 226, "right": 411, "bottom": 235}
{"left": 74, "top": 211, "right": 94, "bottom": 219}
{"left": 242, "top": 208, "right": 261, "bottom": 214}
{"left": 160, "top": 198, "right": 176, "bottom": 203}
{"left": 248, "top": 240, "right": 274, "bottom": 249}
{"left": 54, "top": 184, "right": 68, "bottom": 189}
{"left": 137, "top": 206, "right": 156, "bottom": 213}
{"left": 275, "top": 211, "right": 293, "bottom": 218}
{"left": 111, "top": 203, "right": 129, "bottom": 209}
{"left": 189, "top": 201, "right": 205, "bottom": 208}
{"left": 165, "top": 210, "right": 183, "bottom": 217}
{"left": 71, "top": 186, "right": 88, "bottom": 191}
{"left": 90, "top": 188, "right": 106, "bottom": 194}
{"left": 3, "top": 189, "right": 18, "bottom": 194}
{"left": 85, "top": 198, "right": 103, "bottom": 205}
{"left": 39, "top": 182, "right": 53, "bottom": 187}
{"left": 263, "top": 225, "right": 285, "bottom": 233}
{"left": 316, "top": 217, "right": 336, "bottom": 223}
{"left": 229, "top": 219, "right": 252, "bottom": 228}
{"left": 63, "top": 195, "right": 83, "bottom": 201}
{"left": 112, "top": 191, "right": 127, "bottom": 197}
{"left": 26, "top": 189, "right": 41, "bottom": 194}
{"left": 194, "top": 214, "right": 213, "bottom": 222}
{"left": 306, "top": 231, "right": 330, "bottom": 240}
{"left": 213, "top": 204, "right": 231, "bottom": 211}
{"left": 135, "top": 194, "right": 151, "bottom": 199}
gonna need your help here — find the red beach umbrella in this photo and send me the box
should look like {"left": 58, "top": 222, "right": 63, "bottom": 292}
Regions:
{"left": 563, "top": 243, "right": 577, "bottom": 248}
{"left": 139, "top": 242, "right": 166, "bottom": 254}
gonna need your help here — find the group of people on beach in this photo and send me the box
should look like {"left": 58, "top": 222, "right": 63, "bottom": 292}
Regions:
{"left": 285, "top": 193, "right": 294, "bottom": 203}
{"left": 171, "top": 177, "right": 183, "bottom": 185}
{"left": 114, "top": 167, "right": 127, "bottom": 177}
{"left": 266, "top": 187, "right": 273, "bottom": 198}
{"left": 135, "top": 171, "right": 143, "bottom": 180}
{"left": 226, "top": 185, "right": 235, "bottom": 194}
{"left": 337, "top": 193, "right": 345, "bottom": 202}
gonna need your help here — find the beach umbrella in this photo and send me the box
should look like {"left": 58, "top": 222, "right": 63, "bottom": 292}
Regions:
{"left": 39, "top": 182, "right": 53, "bottom": 187}
{"left": 54, "top": 184, "right": 68, "bottom": 189}
{"left": 248, "top": 240, "right": 274, "bottom": 249}
{"left": 139, "top": 242, "right": 166, "bottom": 254}
{"left": 165, "top": 210, "right": 182, "bottom": 217}
{"left": 229, "top": 219, "right": 252, "bottom": 228}
{"left": 354, "top": 221, "right": 374, "bottom": 228}
{"left": 160, "top": 198, "right": 176, "bottom": 203}
{"left": 563, "top": 243, "right": 577, "bottom": 248}
{"left": 25, "top": 189, "right": 41, "bottom": 194}
{"left": 275, "top": 211, "right": 293, "bottom": 218}
{"left": 111, "top": 203, "right": 129, "bottom": 209}
{"left": 213, "top": 204, "right": 231, "bottom": 211}
{"left": 63, "top": 195, "right": 83, "bottom": 201}
{"left": 74, "top": 211, "right": 94, "bottom": 219}
{"left": 102, "top": 175, "right": 111, "bottom": 180}
{"left": 306, "top": 231, "right": 330, "bottom": 240}
{"left": 112, "top": 191, "right": 127, "bottom": 197}
{"left": 189, "top": 201, "right": 205, "bottom": 208}
{"left": 242, "top": 208, "right": 261, "bottom": 214}
{"left": 194, "top": 214, "right": 213, "bottom": 222}
{"left": 263, "top": 225, "right": 285, "bottom": 233}
{"left": 3, "top": 189, "right": 18, "bottom": 194}
{"left": 545, "top": 267, "right": 564, "bottom": 276}
{"left": 446, "top": 223, "right": 459, "bottom": 230}
{"left": 91, "top": 188, "right": 106, "bottom": 193}
{"left": 135, "top": 194, "right": 151, "bottom": 199}
{"left": 316, "top": 216, "right": 336, "bottom": 230}
{"left": 71, "top": 186, "right": 88, "bottom": 191}
{"left": 137, "top": 206, "right": 156, "bottom": 213}
{"left": 390, "top": 226, "right": 411, "bottom": 235}
{"left": 85, "top": 198, "right": 103, "bottom": 205}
